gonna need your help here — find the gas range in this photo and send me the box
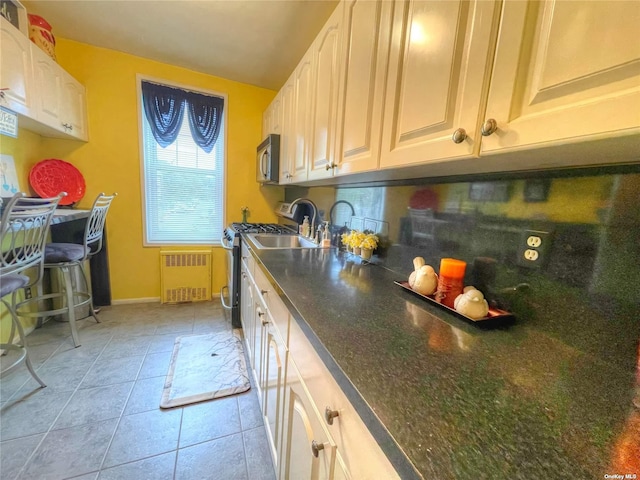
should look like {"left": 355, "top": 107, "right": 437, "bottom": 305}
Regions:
{"left": 226, "top": 222, "right": 296, "bottom": 237}
{"left": 221, "top": 222, "right": 296, "bottom": 328}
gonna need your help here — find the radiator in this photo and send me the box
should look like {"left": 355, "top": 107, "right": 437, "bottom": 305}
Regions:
{"left": 160, "top": 251, "right": 212, "bottom": 304}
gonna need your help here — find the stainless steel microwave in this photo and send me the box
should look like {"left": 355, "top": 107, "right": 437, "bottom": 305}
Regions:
{"left": 256, "top": 134, "right": 280, "bottom": 184}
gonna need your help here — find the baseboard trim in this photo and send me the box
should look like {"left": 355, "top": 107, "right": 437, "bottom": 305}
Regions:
{"left": 111, "top": 297, "right": 161, "bottom": 305}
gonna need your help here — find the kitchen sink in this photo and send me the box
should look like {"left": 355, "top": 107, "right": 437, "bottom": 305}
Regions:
{"left": 247, "top": 233, "right": 319, "bottom": 249}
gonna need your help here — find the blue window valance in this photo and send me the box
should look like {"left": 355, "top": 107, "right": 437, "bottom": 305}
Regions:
{"left": 141, "top": 81, "right": 224, "bottom": 153}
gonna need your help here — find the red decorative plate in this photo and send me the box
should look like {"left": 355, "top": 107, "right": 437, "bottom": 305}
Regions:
{"left": 29, "top": 159, "right": 86, "bottom": 206}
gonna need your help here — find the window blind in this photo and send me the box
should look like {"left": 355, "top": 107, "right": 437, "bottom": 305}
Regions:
{"left": 141, "top": 89, "right": 225, "bottom": 245}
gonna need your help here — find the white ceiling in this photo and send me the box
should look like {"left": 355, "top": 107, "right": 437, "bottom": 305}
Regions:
{"left": 22, "top": 0, "right": 340, "bottom": 91}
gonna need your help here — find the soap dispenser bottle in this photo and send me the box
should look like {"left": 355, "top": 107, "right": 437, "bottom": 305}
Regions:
{"left": 301, "top": 216, "right": 310, "bottom": 237}
{"left": 321, "top": 221, "right": 331, "bottom": 248}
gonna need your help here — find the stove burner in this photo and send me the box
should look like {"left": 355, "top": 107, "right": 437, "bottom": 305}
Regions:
{"left": 229, "top": 223, "right": 296, "bottom": 234}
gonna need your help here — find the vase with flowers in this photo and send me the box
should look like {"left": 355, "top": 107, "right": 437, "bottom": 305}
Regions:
{"left": 359, "top": 233, "right": 379, "bottom": 261}
{"left": 350, "top": 231, "right": 365, "bottom": 255}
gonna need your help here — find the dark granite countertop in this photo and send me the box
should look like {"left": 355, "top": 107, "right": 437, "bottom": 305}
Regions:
{"left": 245, "top": 242, "right": 639, "bottom": 480}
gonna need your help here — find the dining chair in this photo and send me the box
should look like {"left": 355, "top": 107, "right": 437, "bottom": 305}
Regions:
{"left": 1, "top": 192, "right": 65, "bottom": 387}
{"left": 17, "top": 193, "right": 117, "bottom": 348}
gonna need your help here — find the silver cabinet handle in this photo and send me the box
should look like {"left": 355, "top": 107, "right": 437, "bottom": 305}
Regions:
{"left": 311, "top": 440, "right": 325, "bottom": 458}
{"left": 452, "top": 128, "right": 467, "bottom": 144}
{"left": 325, "top": 407, "right": 339, "bottom": 425}
{"left": 481, "top": 118, "right": 498, "bottom": 136}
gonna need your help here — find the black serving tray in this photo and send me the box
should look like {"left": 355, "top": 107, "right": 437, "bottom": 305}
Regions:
{"left": 394, "top": 280, "right": 516, "bottom": 325}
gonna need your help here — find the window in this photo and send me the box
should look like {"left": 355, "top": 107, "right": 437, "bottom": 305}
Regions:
{"left": 139, "top": 79, "right": 225, "bottom": 245}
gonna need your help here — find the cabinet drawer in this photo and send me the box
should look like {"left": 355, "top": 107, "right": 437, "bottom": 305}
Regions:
{"left": 254, "top": 265, "right": 290, "bottom": 344}
{"left": 241, "top": 243, "right": 254, "bottom": 276}
{"left": 289, "top": 318, "right": 399, "bottom": 480}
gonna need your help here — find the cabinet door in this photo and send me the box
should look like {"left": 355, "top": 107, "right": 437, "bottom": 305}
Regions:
{"left": 281, "top": 357, "right": 337, "bottom": 480}
{"left": 271, "top": 94, "right": 282, "bottom": 135}
{"left": 291, "top": 51, "right": 314, "bottom": 183}
{"left": 379, "top": 0, "right": 500, "bottom": 168}
{"left": 280, "top": 77, "right": 296, "bottom": 183}
{"left": 60, "top": 72, "right": 88, "bottom": 141}
{"left": 481, "top": 0, "right": 640, "bottom": 155}
{"left": 252, "top": 291, "right": 268, "bottom": 404}
{"left": 334, "top": 0, "right": 393, "bottom": 176}
{"left": 0, "top": 17, "right": 34, "bottom": 116}
{"left": 308, "top": 4, "right": 343, "bottom": 181}
{"left": 261, "top": 322, "right": 287, "bottom": 469}
{"left": 263, "top": 105, "right": 271, "bottom": 138}
{"left": 31, "top": 44, "right": 62, "bottom": 128}
{"left": 240, "top": 264, "right": 254, "bottom": 365}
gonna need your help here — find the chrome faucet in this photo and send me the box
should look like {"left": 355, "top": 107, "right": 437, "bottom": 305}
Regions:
{"left": 289, "top": 198, "right": 318, "bottom": 239}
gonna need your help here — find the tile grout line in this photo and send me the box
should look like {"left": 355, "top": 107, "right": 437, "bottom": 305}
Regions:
{"left": 95, "top": 331, "right": 156, "bottom": 474}
{"left": 13, "top": 333, "right": 113, "bottom": 480}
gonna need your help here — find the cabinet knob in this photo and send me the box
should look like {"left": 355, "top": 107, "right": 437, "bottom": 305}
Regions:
{"left": 325, "top": 406, "right": 340, "bottom": 425}
{"left": 260, "top": 289, "right": 268, "bottom": 295}
{"left": 325, "top": 162, "right": 336, "bottom": 171}
{"left": 451, "top": 128, "right": 467, "bottom": 144}
{"left": 481, "top": 118, "right": 498, "bottom": 136}
{"left": 311, "top": 440, "right": 325, "bottom": 458}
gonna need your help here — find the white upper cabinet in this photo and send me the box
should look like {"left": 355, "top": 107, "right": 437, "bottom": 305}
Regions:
{"left": 263, "top": 93, "right": 283, "bottom": 138}
{"left": 31, "top": 44, "right": 88, "bottom": 141}
{"left": 307, "top": 3, "right": 344, "bottom": 181}
{"left": 291, "top": 49, "right": 314, "bottom": 183}
{"left": 333, "top": 0, "right": 393, "bottom": 176}
{"left": 481, "top": 0, "right": 640, "bottom": 155}
{"left": 270, "top": 94, "right": 282, "bottom": 135}
{"left": 279, "top": 75, "right": 296, "bottom": 183}
{"left": 264, "top": 0, "right": 640, "bottom": 184}
{"left": 0, "top": 17, "right": 35, "bottom": 117}
{"left": 263, "top": 108, "right": 271, "bottom": 139}
{"left": 0, "top": 17, "right": 88, "bottom": 141}
{"left": 379, "top": 0, "right": 500, "bottom": 169}
{"left": 60, "top": 72, "right": 88, "bottom": 140}
{"left": 31, "top": 43, "right": 62, "bottom": 126}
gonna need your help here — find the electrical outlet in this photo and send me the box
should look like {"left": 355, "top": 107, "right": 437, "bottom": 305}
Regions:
{"left": 517, "top": 229, "right": 551, "bottom": 268}
{"left": 527, "top": 235, "right": 542, "bottom": 248}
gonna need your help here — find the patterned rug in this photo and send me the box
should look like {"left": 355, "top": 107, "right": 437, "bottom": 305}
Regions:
{"left": 160, "top": 329, "right": 250, "bottom": 409}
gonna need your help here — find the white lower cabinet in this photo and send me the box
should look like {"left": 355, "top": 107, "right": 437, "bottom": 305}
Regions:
{"left": 241, "top": 256, "right": 400, "bottom": 480}
{"left": 261, "top": 321, "right": 287, "bottom": 469}
{"left": 280, "top": 357, "right": 337, "bottom": 480}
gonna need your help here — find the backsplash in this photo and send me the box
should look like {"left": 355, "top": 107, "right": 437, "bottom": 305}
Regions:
{"left": 285, "top": 167, "right": 640, "bottom": 372}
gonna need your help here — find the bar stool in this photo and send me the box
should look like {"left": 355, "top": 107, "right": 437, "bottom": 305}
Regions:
{"left": 1, "top": 192, "right": 65, "bottom": 387}
{"left": 17, "top": 193, "right": 116, "bottom": 348}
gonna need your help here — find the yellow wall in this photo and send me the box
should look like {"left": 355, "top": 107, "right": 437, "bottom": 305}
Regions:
{"left": 1, "top": 38, "right": 281, "bottom": 302}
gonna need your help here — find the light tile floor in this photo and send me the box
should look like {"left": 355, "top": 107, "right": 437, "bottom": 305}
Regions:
{"left": 0, "top": 301, "right": 276, "bottom": 480}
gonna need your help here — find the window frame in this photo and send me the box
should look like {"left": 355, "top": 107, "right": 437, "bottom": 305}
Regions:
{"left": 136, "top": 74, "right": 227, "bottom": 247}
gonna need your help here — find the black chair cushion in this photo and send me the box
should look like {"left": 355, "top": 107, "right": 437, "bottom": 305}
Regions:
{"left": 1, "top": 274, "right": 29, "bottom": 297}
{"left": 45, "top": 243, "right": 90, "bottom": 263}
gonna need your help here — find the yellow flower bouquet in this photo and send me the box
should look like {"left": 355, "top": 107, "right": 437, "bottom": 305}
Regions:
{"left": 360, "top": 233, "right": 379, "bottom": 251}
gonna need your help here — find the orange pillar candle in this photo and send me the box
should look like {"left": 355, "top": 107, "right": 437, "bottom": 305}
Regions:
{"left": 435, "top": 258, "right": 467, "bottom": 308}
